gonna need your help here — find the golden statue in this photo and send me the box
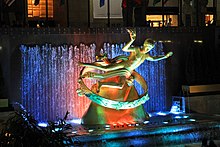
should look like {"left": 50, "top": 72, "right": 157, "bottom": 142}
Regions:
{"left": 79, "top": 29, "right": 173, "bottom": 80}
{"left": 77, "top": 29, "right": 173, "bottom": 125}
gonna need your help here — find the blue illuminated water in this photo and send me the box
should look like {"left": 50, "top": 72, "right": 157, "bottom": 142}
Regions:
{"left": 20, "top": 44, "right": 96, "bottom": 121}
{"left": 21, "top": 42, "right": 166, "bottom": 121}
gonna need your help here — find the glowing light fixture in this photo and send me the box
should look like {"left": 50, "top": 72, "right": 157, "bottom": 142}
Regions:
{"left": 194, "top": 40, "right": 203, "bottom": 43}
{"left": 143, "top": 121, "right": 149, "bottom": 124}
{"left": 88, "top": 129, "right": 94, "bottom": 132}
{"left": 183, "top": 115, "right": 189, "bottom": 119}
{"left": 38, "top": 122, "right": 48, "bottom": 127}
{"left": 53, "top": 128, "right": 62, "bottom": 132}
{"left": 105, "top": 125, "right": 110, "bottom": 128}
{"left": 156, "top": 112, "right": 167, "bottom": 116}
{"left": 72, "top": 131, "right": 77, "bottom": 134}
{"left": 174, "top": 116, "right": 181, "bottom": 119}
{"left": 170, "top": 96, "right": 186, "bottom": 114}
{"left": 163, "top": 40, "right": 172, "bottom": 43}
{"left": 189, "top": 119, "right": 196, "bottom": 122}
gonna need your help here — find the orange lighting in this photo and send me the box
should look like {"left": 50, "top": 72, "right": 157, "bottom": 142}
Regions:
{"left": 27, "top": 0, "right": 53, "bottom": 18}
{"left": 205, "top": 14, "right": 214, "bottom": 26}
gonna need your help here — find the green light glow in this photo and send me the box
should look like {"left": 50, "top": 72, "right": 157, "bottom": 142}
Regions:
{"left": 85, "top": 93, "right": 149, "bottom": 110}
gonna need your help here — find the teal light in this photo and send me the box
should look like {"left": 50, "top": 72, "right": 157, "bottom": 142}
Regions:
{"left": 83, "top": 91, "right": 149, "bottom": 110}
{"left": 189, "top": 119, "right": 196, "bottom": 122}
{"left": 174, "top": 116, "right": 182, "bottom": 119}
{"left": 183, "top": 115, "right": 189, "bottom": 118}
{"left": 54, "top": 128, "right": 62, "bottom": 132}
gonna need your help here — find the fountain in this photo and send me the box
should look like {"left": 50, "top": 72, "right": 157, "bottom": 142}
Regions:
{"left": 20, "top": 31, "right": 169, "bottom": 122}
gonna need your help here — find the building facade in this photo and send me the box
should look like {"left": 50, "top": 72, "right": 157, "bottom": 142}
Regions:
{"left": 0, "top": 0, "right": 219, "bottom": 28}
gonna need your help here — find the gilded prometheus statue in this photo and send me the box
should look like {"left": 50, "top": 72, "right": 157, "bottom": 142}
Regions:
{"left": 77, "top": 29, "right": 173, "bottom": 111}
{"left": 79, "top": 29, "right": 173, "bottom": 79}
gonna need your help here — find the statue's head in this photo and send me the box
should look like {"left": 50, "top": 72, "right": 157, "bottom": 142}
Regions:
{"left": 143, "top": 39, "right": 155, "bottom": 53}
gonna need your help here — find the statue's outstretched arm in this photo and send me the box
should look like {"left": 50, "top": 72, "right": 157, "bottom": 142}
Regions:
{"left": 145, "top": 52, "right": 173, "bottom": 61}
{"left": 122, "top": 29, "right": 136, "bottom": 52}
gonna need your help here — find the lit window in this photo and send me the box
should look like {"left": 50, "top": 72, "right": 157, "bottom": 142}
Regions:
{"left": 27, "top": 0, "right": 53, "bottom": 18}
{"left": 205, "top": 14, "right": 214, "bottom": 26}
{"left": 146, "top": 15, "right": 178, "bottom": 27}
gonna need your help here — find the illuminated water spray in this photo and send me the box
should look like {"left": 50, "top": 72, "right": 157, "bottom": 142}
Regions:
{"left": 20, "top": 42, "right": 166, "bottom": 121}
{"left": 20, "top": 44, "right": 95, "bottom": 121}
